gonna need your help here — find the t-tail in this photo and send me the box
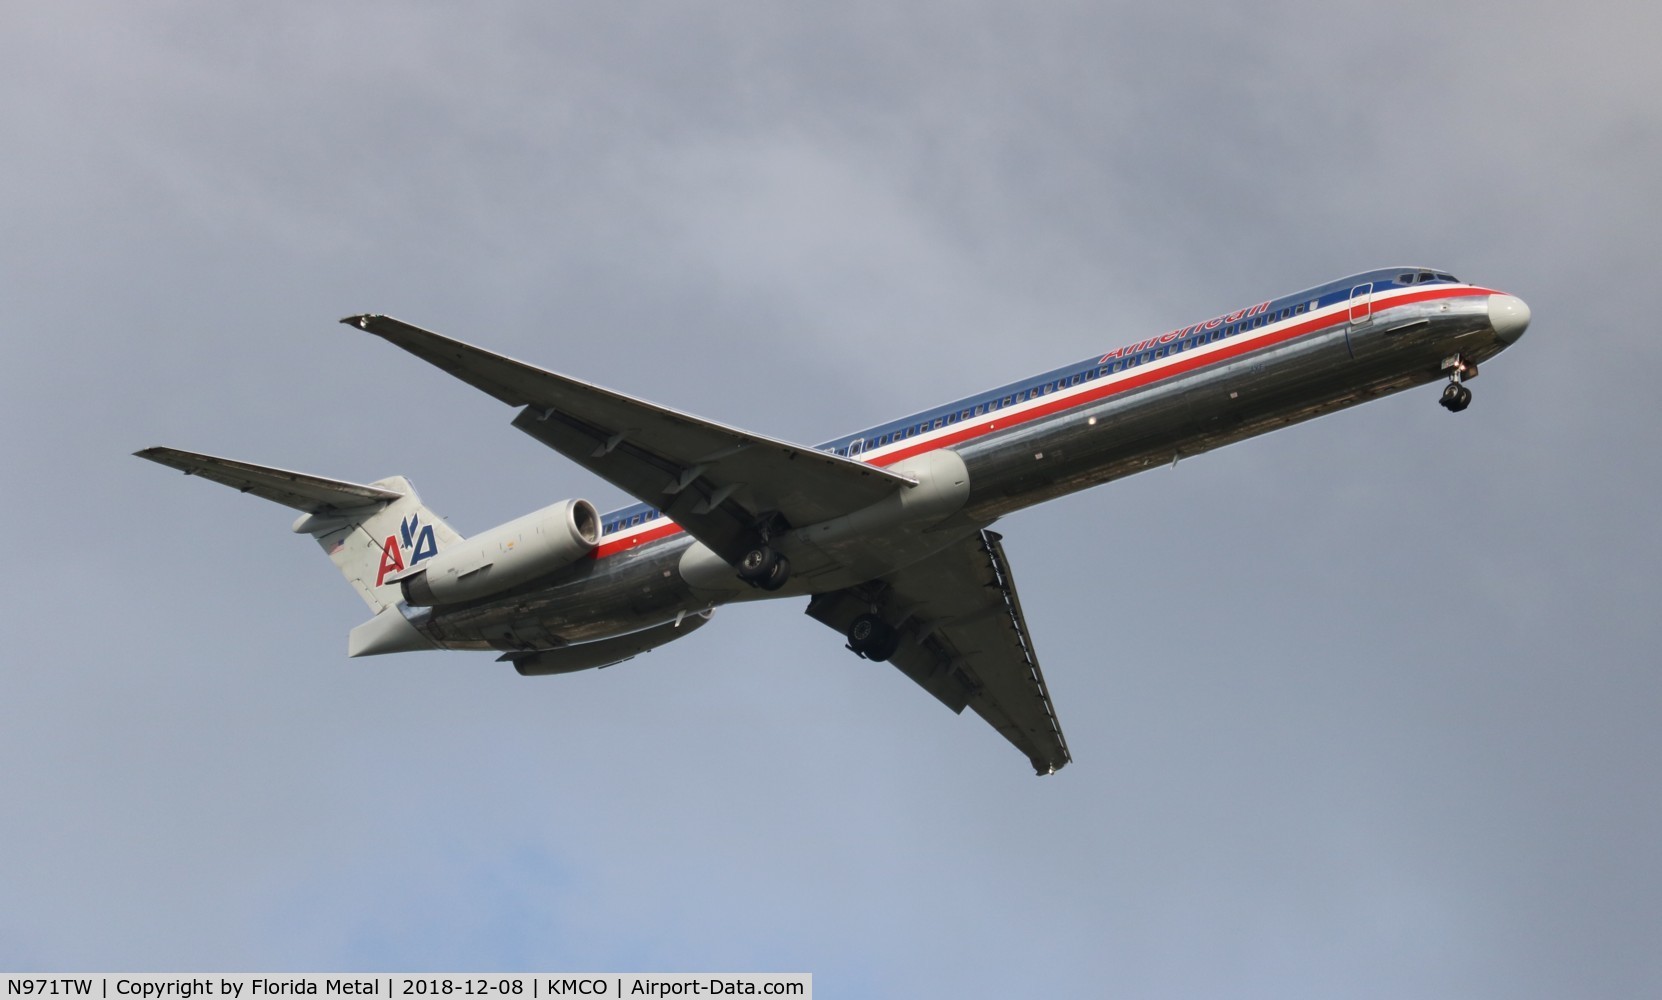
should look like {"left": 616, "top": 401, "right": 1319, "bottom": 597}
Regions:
{"left": 134, "top": 447, "right": 461, "bottom": 649}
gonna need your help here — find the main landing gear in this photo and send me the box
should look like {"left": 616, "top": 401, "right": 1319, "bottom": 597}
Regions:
{"left": 736, "top": 544, "right": 791, "bottom": 591}
{"left": 1439, "top": 353, "right": 1478, "bottom": 413}
{"left": 735, "top": 513, "right": 793, "bottom": 591}
{"left": 845, "top": 613, "right": 901, "bottom": 662}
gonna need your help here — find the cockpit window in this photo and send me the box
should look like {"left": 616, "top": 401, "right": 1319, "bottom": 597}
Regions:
{"left": 1398, "top": 273, "right": 1414, "bottom": 284}
{"left": 1436, "top": 272, "right": 1457, "bottom": 281}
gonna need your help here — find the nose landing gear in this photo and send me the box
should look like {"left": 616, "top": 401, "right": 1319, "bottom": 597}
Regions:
{"left": 1439, "top": 354, "right": 1477, "bottom": 413}
{"left": 1440, "top": 382, "right": 1472, "bottom": 412}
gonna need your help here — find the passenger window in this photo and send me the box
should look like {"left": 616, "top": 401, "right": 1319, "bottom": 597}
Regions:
{"left": 961, "top": 409, "right": 972, "bottom": 420}
{"left": 1072, "top": 374, "right": 1083, "bottom": 385}
{"left": 933, "top": 418, "right": 945, "bottom": 429}
{"left": 1295, "top": 304, "right": 1306, "bottom": 314}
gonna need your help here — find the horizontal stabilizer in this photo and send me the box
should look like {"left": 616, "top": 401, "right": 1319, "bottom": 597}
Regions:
{"left": 137, "top": 446, "right": 462, "bottom": 613}
{"left": 134, "top": 447, "right": 405, "bottom": 513}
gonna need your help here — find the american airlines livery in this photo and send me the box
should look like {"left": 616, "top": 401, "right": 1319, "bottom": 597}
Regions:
{"left": 139, "top": 268, "right": 1530, "bottom": 774}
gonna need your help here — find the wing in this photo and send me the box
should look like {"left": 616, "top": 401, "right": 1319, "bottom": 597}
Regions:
{"left": 345, "top": 315, "right": 913, "bottom": 561}
{"left": 134, "top": 447, "right": 404, "bottom": 513}
{"left": 805, "top": 530, "right": 1071, "bottom": 775}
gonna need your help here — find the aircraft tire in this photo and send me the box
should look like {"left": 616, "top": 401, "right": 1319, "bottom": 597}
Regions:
{"left": 848, "top": 613, "right": 900, "bottom": 662}
{"left": 737, "top": 545, "right": 781, "bottom": 585}
{"left": 1441, "top": 384, "right": 1472, "bottom": 412}
{"left": 758, "top": 553, "right": 791, "bottom": 591}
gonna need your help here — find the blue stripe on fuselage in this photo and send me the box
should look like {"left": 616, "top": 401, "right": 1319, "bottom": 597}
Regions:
{"left": 595, "top": 267, "right": 1469, "bottom": 534}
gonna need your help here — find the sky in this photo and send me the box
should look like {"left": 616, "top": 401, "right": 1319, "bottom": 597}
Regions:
{"left": 2, "top": 2, "right": 1659, "bottom": 995}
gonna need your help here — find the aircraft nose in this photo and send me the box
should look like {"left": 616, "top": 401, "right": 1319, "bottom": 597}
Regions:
{"left": 1488, "top": 294, "right": 1531, "bottom": 344}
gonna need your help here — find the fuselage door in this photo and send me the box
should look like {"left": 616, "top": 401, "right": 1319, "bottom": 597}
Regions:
{"left": 1348, "top": 282, "right": 1374, "bottom": 326}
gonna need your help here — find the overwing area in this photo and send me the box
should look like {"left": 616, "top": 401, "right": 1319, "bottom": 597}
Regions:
{"left": 345, "top": 315, "right": 914, "bottom": 562}
{"left": 806, "top": 530, "right": 1071, "bottom": 775}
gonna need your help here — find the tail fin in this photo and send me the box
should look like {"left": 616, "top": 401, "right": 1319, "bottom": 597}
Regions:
{"left": 135, "top": 447, "right": 463, "bottom": 612}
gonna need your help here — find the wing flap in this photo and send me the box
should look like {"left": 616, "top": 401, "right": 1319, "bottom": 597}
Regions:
{"left": 806, "top": 530, "right": 1071, "bottom": 775}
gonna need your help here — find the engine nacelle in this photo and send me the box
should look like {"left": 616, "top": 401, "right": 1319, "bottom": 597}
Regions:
{"left": 399, "top": 498, "right": 600, "bottom": 606}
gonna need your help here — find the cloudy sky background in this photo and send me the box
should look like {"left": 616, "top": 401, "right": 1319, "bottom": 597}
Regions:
{"left": 3, "top": 2, "right": 1658, "bottom": 995}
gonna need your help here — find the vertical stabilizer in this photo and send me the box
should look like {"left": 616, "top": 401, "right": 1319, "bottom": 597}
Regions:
{"left": 295, "top": 476, "right": 465, "bottom": 612}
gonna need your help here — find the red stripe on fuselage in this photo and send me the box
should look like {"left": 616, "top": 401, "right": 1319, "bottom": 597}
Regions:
{"left": 859, "top": 285, "right": 1496, "bottom": 467}
{"left": 592, "top": 285, "right": 1496, "bottom": 558}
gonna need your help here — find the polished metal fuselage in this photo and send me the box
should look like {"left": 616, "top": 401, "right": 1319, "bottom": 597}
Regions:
{"left": 959, "top": 291, "right": 1498, "bottom": 519}
{"left": 412, "top": 282, "right": 1511, "bottom": 653}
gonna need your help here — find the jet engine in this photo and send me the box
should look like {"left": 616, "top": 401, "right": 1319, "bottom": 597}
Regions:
{"left": 399, "top": 498, "right": 600, "bottom": 606}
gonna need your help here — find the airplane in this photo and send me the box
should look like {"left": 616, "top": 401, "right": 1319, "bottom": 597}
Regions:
{"left": 137, "top": 267, "right": 1530, "bottom": 775}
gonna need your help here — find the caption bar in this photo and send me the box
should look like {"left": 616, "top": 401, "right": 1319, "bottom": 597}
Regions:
{"left": 5, "top": 977, "right": 809, "bottom": 1000}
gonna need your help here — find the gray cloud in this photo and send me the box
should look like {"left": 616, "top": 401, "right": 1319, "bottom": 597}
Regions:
{"left": 2, "top": 2, "right": 1658, "bottom": 996}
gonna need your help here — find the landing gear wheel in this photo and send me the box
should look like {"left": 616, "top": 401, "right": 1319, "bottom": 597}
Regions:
{"left": 846, "top": 613, "right": 901, "bottom": 662}
{"left": 1440, "top": 382, "right": 1472, "bottom": 413}
{"left": 737, "top": 546, "right": 791, "bottom": 590}
{"left": 1439, "top": 354, "right": 1475, "bottom": 413}
{"left": 758, "top": 552, "right": 791, "bottom": 591}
